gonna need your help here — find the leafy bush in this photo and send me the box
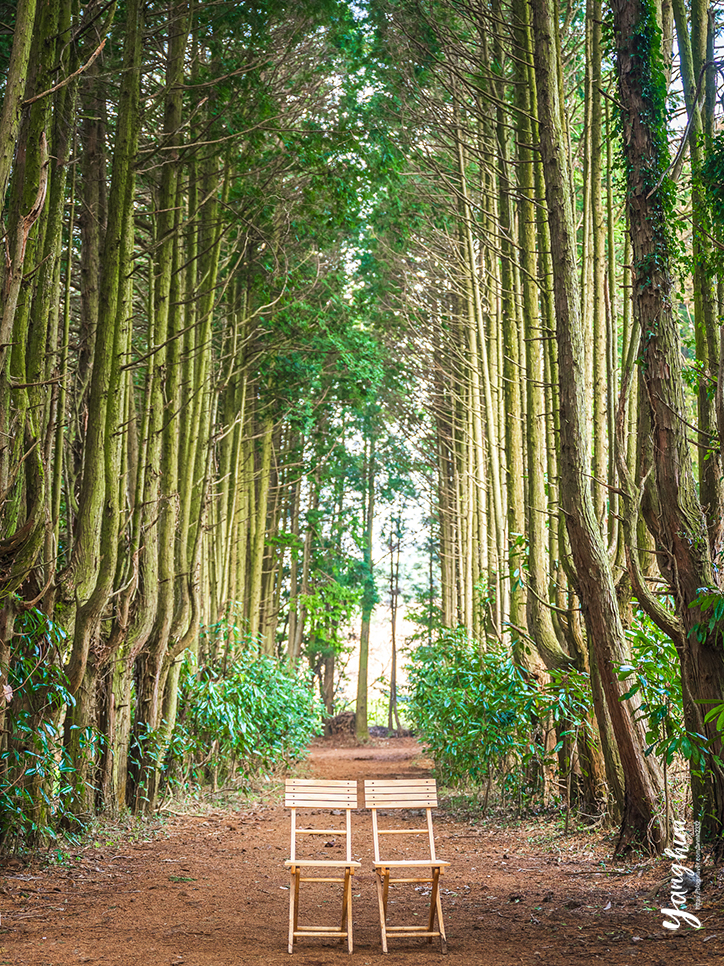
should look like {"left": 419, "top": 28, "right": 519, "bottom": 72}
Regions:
{"left": 165, "top": 653, "right": 323, "bottom": 793}
{"left": 618, "top": 613, "right": 704, "bottom": 767}
{"left": 406, "top": 630, "right": 535, "bottom": 789}
{"left": 0, "top": 608, "right": 82, "bottom": 848}
{"left": 405, "top": 630, "right": 596, "bottom": 805}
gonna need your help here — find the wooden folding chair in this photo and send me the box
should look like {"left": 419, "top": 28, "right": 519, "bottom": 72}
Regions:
{"left": 364, "top": 778, "right": 449, "bottom": 954}
{"left": 284, "top": 779, "right": 361, "bottom": 954}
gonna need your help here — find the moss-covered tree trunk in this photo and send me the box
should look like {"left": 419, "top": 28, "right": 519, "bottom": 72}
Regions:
{"left": 129, "top": 4, "right": 188, "bottom": 813}
{"left": 62, "top": 0, "right": 142, "bottom": 815}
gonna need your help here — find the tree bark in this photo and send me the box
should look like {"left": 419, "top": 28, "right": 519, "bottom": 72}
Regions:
{"left": 355, "top": 432, "right": 375, "bottom": 742}
{"left": 611, "top": 0, "right": 724, "bottom": 846}
{"left": 532, "top": 0, "right": 663, "bottom": 853}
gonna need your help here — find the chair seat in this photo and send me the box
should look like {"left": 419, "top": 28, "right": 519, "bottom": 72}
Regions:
{"left": 285, "top": 859, "right": 361, "bottom": 868}
{"left": 372, "top": 859, "right": 450, "bottom": 868}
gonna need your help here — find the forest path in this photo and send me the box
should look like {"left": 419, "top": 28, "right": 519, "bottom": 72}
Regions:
{"left": 2, "top": 736, "right": 722, "bottom": 966}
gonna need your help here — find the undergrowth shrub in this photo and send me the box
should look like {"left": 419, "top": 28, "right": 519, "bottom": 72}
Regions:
{"left": 618, "top": 613, "right": 690, "bottom": 764}
{"left": 0, "top": 608, "right": 83, "bottom": 849}
{"left": 406, "top": 630, "right": 535, "bottom": 793}
{"left": 164, "top": 653, "right": 323, "bottom": 794}
{"left": 618, "top": 612, "right": 715, "bottom": 814}
{"left": 407, "top": 613, "right": 698, "bottom": 817}
{"left": 405, "top": 629, "right": 595, "bottom": 808}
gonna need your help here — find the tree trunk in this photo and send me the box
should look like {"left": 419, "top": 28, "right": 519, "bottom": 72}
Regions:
{"left": 532, "top": 0, "right": 663, "bottom": 853}
{"left": 355, "top": 433, "right": 376, "bottom": 742}
{"left": 611, "top": 0, "right": 724, "bottom": 846}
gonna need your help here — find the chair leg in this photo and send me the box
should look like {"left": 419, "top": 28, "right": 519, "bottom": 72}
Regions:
{"left": 288, "top": 869, "right": 298, "bottom": 954}
{"left": 427, "top": 868, "right": 439, "bottom": 943}
{"left": 340, "top": 869, "right": 349, "bottom": 943}
{"left": 375, "top": 869, "right": 389, "bottom": 953}
{"left": 434, "top": 870, "right": 447, "bottom": 954}
{"left": 293, "top": 870, "right": 300, "bottom": 939}
{"left": 346, "top": 869, "right": 354, "bottom": 954}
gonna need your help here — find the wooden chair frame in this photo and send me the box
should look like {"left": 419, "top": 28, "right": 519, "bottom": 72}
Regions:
{"left": 284, "top": 779, "right": 361, "bottom": 954}
{"left": 364, "top": 778, "right": 449, "bottom": 954}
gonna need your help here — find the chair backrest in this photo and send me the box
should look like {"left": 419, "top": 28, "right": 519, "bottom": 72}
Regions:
{"left": 285, "top": 779, "right": 358, "bottom": 863}
{"left": 364, "top": 779, "right": 440, "bottom": 863}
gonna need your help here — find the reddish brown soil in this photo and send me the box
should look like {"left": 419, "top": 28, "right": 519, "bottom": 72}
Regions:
{"left": 2, "top": 736, "right": 722, "bottom": 965}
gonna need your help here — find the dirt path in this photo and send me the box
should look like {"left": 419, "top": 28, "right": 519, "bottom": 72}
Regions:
{"left": 2, "top": 736, "right": 722, "bottom": 965}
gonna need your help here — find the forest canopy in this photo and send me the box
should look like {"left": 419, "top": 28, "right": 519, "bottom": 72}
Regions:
{"left": 0, "top": 0, "right": 724, "bottom": 860}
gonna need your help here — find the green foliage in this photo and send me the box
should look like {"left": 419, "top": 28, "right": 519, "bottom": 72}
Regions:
{"left": 199, "top": 601, "right": 253, "bottom": 657}
{"left": 300, "top": 576, "right": 360, "bottom": 710}
{"left": 690, "top": 586, "right": 724, "bottom": 647}
{"left": 616, "top": 613, "right": 703, "bottom": 767}
{"left": 701, "top": 133, "right": 724, "bottom": 238}
{"left": 688, "top": 592, "right": 724, "bottom": 768}
{"left": 164, "top": 652, "right": 323, "bottom": 793}
{"left": 0, "top": 608, "right": 87, "bottom": 848}
{"left": 406, "top": 631, "right": 529, "bottom": 788}
{"left": 540, "top": 665, "right": 596, "bottom": 746}
{"left": 405, "top": 630, "right": 595, "bottom": 804}
{"left": 301, "top": 579, "right": 361, "bottom": 660}
{"left": 703, "top": 701, "right": 724, "bottom": 736}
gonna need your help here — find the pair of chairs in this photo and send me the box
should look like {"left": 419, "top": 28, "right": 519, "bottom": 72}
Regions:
{"left": 284, "top": 778, "right": 449, "bottom": 955}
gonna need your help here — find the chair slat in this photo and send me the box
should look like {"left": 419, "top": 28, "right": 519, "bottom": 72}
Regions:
{"left": 286, "top": 797, "right": 357, "bottom": 808}
{"left": 287, "top": 779, "right": 357, "bottom": 787}
{"left": 365, "top": 779, "right": 436, "bottom": 786}
{"left": 285, "top": 778, "right": 358, "bottom": 808}
{"left": 365, "top": 794, "right": 438, "bottom": 807}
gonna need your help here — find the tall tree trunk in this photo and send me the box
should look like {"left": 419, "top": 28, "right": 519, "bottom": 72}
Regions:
{"left": 355, "top": 433, "right": 375, "bottom": 743}
{"left": 514, "top": 0, "right": 572, "bottom": 672}
{"left": 532, "top": 0, "right": 663, "bottom": 853}
{"left": 248, "top": 415, "right": 273, "bottom": 645}
{"left": 492, "top": 0, "right": 526, "bottom": 641}
{"left": 0, "top": 0, "right": 38, "bottom": 229}
{"left": 611, "top": 0, "right": 724, "bottom": 847}
{"left": 130, "top": 5, "right": 189, "bottom": 812}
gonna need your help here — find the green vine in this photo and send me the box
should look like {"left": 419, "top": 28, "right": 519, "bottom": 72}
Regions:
{"left": 701, "top": 133, "right": 724, "bottom": 273}
{"left": 632, "top": 0, "right": 676, "bottom": 289}
{"left": 609, "top": 0, "right": 679, "bottom": 347}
